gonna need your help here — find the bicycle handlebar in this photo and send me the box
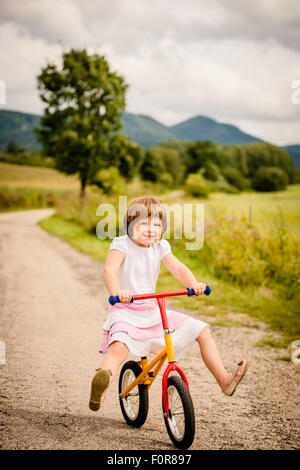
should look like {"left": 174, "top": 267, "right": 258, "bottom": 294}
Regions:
{"left": 108, "top": 286, "right": 211, "bottom": 306}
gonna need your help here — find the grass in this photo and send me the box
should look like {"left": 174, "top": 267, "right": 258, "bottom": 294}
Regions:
{"left": 2, "top": 161, "right": 299, "bottom": 349}
{"left": 163, "top": 184, "right": 300, "bottom": 237}
{"left": 39, "top": 214, "right": 110, "bottom": 262}
{"left": 0, "top": 162, "right": 80, "bottom": 190}
{"left": 40, "top": 212, "right": 300, "bottom": 347}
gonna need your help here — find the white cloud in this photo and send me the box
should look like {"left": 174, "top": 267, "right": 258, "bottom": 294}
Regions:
{"left": 0, "top": 0, "right": 299, "bottom": 144}
{"left": 0, "top": 0, "right": 91, "bottom": 46}
{"left": 0, "top": 21, "right": 61, "bottom": 113}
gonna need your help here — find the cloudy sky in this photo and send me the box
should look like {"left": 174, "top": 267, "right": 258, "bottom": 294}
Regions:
{"left": 1, "top": 0, "right": 300, "bottom": 145}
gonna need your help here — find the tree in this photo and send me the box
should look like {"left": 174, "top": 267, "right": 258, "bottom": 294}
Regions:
{"left": 252, "top": 166, "right": 289, "bottom": 192}
{"left": 185, "top": 141, "right": 225, "bottom": 177}
{"left": 140, "top": 145, "right": 185, "bottom": 187}
{"left": 108, "top": 134, "right": 143, "bottom": 181}
{"left": 244, "top": 143, "right": 294, "bottom": 183}
{"left": 35, "top": 48, "right": 128, "bottom": 196}
{"left": 7, "top": 141, "right": 24, "bottom": 154}
{"left": 140, "top": 148, "right": 167, "bottom": 183}
{"left": 223, "top": 167, "right": 249, "bottom": 191}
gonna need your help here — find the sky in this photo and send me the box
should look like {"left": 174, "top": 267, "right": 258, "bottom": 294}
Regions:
{"left": 0, "top": 0, "right": 300, "bottom": 145}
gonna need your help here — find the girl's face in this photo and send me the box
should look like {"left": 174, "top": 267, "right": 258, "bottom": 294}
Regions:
{"left": 132, "top": 216, "right": 162, "bottom": 247}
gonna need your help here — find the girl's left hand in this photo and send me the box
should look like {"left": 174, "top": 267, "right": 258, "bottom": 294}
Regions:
{"left": 190, "top": 282, "right": 206, "bottom": 296}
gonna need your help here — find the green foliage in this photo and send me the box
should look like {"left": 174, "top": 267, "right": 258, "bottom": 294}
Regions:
{"left": 7, "top": 140, "right": 24, "bottom": 154}
{"left": 222, "top": 144, "right": 249, "bottom": 176}
{"left": 139, "top": 148, "right": 168, "bottom": 183}
{"left": 0, "top": 150, "right": 55, "bottom": 168}
{"left": 35, "top": 48, "right": 128, "bottom": 195}
{"left": 223, "top": 166, "right": 251, "bottom": 191}
{"left": 55, "top": 188, "right": 124, "bottom": 235}
{"left": 242, "top": 143, "right": 294, "bottom": 183}
{"left": 253, "top": 166, "right": 289, "bottom": 192}
{"left": 184, "top": 172, "right": 210, "bottom": 198}
{"left": 205, "top": 175, "right": 240, "bottom": 194}
{"left": 202, "top": 161, "right": 220, "bottom": 181}
{"left": 184, "top": 141, "right": 225, "bottom": 176}
{"left": 93, "top": 167, "right": 126, "bottom": 195}
{"left": 108, "top": 134, "right": 143, "bottom": 181}
{"left": 0, "top": 186, "right": 58, "bottom": 210}
{"left": 293, "top": 168, "right": 300, "bottom": 183}
{"left": 140, "top": 144, "right": 185, "bottom": 187}
{"left": 202, "top": 212, "right": 300, "bottom": 294}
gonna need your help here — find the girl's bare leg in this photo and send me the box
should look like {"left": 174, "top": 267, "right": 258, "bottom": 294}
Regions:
{"left": 95, "top": 341, "right": 129, "bottom": 404}
{"left": 196, "top": 326, "right": 236, "bottom": 390}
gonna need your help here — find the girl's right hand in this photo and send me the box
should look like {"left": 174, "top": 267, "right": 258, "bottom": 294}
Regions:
{"left": 114, "top": 290, "right": 133, "bottom": 304}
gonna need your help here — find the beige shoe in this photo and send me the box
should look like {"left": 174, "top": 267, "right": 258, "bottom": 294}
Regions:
{"left": 222, "top": 360, "right": 248, "bottom": 397}
{"left": 89, "top": 369, "right": 112, "bottom": 411}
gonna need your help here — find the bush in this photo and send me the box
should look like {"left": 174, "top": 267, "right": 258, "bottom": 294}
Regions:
{"left": 223, "top": 167, "right": 249, "bottom": 191}
{"left": 93, "top": 167, "right": 126, "bottom": 195}
{"left": 203, "top": 162, "right": 220, "bottom": 181}
{"left": 252, "top": 167, "right": 288, "bottom": 192}
{"left": 139, "top": 148, "right": 167, "bottom": 182}
{"left": 184, "top": 173, "right": 210, "bottom": 198}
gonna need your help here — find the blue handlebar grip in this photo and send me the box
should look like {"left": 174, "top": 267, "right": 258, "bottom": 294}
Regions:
{"left": 108, "top": 295, "right": 134, "bottom": 305}
{"left": 187, "top": 285, "right": 211, "bottom": 296}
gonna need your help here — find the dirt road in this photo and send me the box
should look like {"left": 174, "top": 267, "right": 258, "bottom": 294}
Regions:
{"left": 0, "top": 209, "right": 299, "bottom": 450}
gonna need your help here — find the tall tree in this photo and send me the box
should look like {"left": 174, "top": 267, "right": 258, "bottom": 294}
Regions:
{"left": 35, "top": 48, "right": 128, "bottom": 195}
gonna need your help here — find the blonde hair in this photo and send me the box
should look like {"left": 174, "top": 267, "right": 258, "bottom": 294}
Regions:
{"left": 123, "top": 196, "right": 167, "bottom": 239}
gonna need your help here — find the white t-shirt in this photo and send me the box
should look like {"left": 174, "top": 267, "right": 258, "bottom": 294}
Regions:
{"left": 108, "top": 234, "right": 172, "bottom": 304}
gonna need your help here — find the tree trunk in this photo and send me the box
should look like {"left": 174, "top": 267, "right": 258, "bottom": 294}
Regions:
{"left": 80, "top": 175, "right": 87, "bottom": 199}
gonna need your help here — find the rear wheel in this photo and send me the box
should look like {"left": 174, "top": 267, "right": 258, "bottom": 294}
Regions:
{"left": 163, "top": 375, "right": 195, "bottom": 449}
{"left": 119, "top": 360, "right": 149, "bottom": 428}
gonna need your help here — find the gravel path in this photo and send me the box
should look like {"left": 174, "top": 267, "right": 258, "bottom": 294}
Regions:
{"left": 0, "top": 209, "right": 299, "bottom": 450}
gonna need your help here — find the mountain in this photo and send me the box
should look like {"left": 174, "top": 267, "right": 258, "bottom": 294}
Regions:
{"left": 0, "top": 109, "right": 299, "bottom": 167}
{"left": 283, "top": 145, "right": 300, "bottom": 168}
{"left": 0, "top": 109, "right": 41, "bottom": 151}
{"left": 170, "top": 115, "right": 264, "bottom": 145}
{"left": 121, "top": 113, "right": 174, "bottom": 148}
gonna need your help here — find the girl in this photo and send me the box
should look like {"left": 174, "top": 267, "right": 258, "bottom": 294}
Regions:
{"left": 89, "top": 196, "right": 248, "bottom": 411}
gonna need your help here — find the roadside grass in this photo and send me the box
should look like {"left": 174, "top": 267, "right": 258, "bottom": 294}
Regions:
{"left": 3, "top": 161, "right": 299, "bottom": 351}
{"left": 0, "top": 162, "right": 80, "bottom": 190}
{"left": 40, "top": 212, "right": 300, "bottom": 348}
{"left": 39, "top": 213, "right": 110, "bottom": 262}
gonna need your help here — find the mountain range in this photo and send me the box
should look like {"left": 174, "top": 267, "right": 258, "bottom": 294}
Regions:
{"left": 0, "top": 109, "right": 299, "bottom": 167}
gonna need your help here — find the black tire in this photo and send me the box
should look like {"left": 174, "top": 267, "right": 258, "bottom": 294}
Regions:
{"left": 119, "top": 360, "right": 149, "bottom": 428}
{"left": 163, "top": 376, "right": 195, "bottom": 450}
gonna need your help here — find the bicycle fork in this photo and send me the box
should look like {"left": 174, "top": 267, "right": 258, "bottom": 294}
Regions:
{"left": 157, "top": 297, "right": 190, "bottom": 419}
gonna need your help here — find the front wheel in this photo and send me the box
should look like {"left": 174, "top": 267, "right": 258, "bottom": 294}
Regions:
{"left": 119, "top": 360, "right": 149, "bottom": 428}
{"left": 163, "top": 376, "right": 195, "bottom": 449}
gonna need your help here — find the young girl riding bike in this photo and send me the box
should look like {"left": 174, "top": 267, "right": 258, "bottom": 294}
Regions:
{"left": 89, "top": 196, "right": 248, "bottom": 411}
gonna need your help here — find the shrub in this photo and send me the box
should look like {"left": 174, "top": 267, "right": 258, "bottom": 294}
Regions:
{"left": 93, "top": 167, "right": 126, "bottom": 195}
{"left": 203, "top": 161, "right": 220, "bottom": 181}
{"left": 223, "top": 167, "right": 249, "bottom": 191}
{"left": 252, "top": 167, "right": 288, "bottom": 192}
{"left": 184, "top": 173, "right": 210, "bottom": 198}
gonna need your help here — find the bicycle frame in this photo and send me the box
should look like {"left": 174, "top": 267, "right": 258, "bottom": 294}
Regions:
{"left": 116, "top": 289, "right": 197, "bottom": 418}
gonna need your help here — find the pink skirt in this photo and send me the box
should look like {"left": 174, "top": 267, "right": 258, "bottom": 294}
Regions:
{"left": 99, "top": 301, "right": 208, "bottom": 360}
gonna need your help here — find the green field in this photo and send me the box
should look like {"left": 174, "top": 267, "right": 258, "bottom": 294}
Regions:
{"left": 0, "top": 162, "right": 79, "bottom": 189}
